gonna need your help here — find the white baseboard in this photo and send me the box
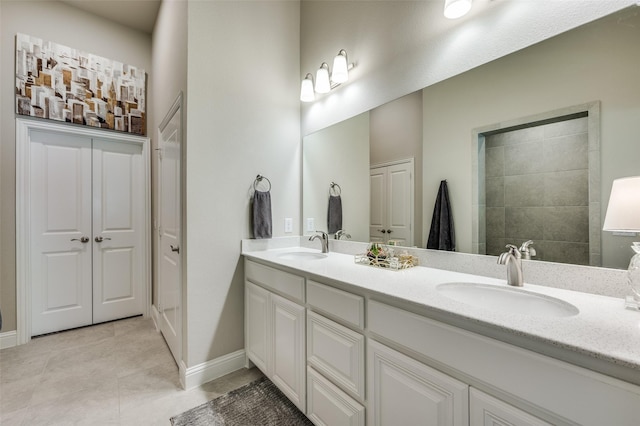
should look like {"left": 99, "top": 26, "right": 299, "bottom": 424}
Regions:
{"left": 182, "top": 349, "right": 247, "bottom": 390}
{"left": 0, "top": 330, "right": 17, "bottom": 349}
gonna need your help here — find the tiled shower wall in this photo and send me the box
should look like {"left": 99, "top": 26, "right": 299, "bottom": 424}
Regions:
{"left": 485, "top": 117, "right": 590, "bottom": 265}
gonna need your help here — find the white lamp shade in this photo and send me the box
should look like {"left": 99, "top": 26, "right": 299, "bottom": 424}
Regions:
{"left": 444, "top": 0, "right": 472, "bottom": 19}
{"left": 331, "top": 51, "right": 349, "bottom": 84}
{"left": 300, "top": 75, "right": 315, "bottom": 102}
{"left": 603, "top": 176, "right": 640, "bottom": 232}
{"left": 315, "top": 63, "right": 331, "bottom": 94}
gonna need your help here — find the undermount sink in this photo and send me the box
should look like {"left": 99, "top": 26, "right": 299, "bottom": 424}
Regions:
{"left": 276, "top": 251, "right": 328, "bottom": 260}
{"left": 436, "top": 282, "right": 579, "bottom": 318}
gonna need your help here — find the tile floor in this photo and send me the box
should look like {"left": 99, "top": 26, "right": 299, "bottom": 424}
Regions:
{"left": 0, "top": 316, "right": 263, "bottom": 425}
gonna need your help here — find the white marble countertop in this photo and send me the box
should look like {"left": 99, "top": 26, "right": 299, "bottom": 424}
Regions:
{"left": 243, "top": 247, "right": 640, "bottom": 386}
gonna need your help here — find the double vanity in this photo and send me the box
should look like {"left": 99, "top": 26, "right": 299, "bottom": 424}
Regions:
{"left": 242, "top": 241, "right": 640, "bottom": 425}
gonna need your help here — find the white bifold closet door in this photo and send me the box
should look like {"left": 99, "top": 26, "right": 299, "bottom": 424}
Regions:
{"left": 29, "top": 130, "right": 145, "bottom": 336}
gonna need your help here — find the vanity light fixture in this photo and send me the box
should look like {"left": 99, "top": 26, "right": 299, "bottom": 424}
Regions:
{"left": 315, "top": 62, "right": 331, "bottom": 94}
{"left": 331, "top": 49, "right": 349, "bottom": 84}
{"left": 300, "top": 73, "right": 315, "bottom": 102}
{"left": 602, "top": 176, "right": 640, "bottom": 310}
{"left": 444, "top": 0, "right": 472, "bottom": 19}
{"left": 300, "top": 49, "right": 354, "bottom": 102}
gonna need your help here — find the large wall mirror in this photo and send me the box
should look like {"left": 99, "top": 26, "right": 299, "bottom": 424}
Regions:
{"left": 302, "top": 6, "right": 640, "bottom": 270}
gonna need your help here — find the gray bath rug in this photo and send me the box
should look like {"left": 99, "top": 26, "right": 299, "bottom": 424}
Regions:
{"left": 170, "top": 376, "right": 313, "bottom": 426}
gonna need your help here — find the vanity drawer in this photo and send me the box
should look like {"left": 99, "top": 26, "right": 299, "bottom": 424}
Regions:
{"left": 307, "top": 311, "right": 365, "bottom": 399}
{"left": 307, "top": 280, "right": 364, "bottom": 329}
{"left": 307, "top": 366, "right": 365, "bottom": 426}
{"left": 245, "top": 259, "right": 305, "bottom": 303}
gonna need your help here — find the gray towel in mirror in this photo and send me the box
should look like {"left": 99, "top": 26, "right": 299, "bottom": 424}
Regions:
{"left": 427, "top": 180, "right": 455, "bottom": 251}
{"left": 328, "top": 195, "right": 342, "bottom": 234}
{"left": 252, "top": 190, "right": 272, "bottom": 239}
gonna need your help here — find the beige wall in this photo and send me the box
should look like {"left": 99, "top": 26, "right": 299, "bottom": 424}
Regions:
{"left": 303, "top": 112, "right": 370, "bottom": 242}
{"left": 185, "top": 1, "right": 300, "bottom": 366}
{"left": 370, "top": 92, "right": 423, "bottom": 246}
{"left": 422, "top": 10, "right": 640, "bottom": 268}
{"left": 0, "top": 0, "right": 152, "bottom": 333}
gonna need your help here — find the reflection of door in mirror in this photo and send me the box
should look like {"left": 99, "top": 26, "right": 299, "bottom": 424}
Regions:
{"left": 370, "top": 159, "right": 414, "bottom": 246}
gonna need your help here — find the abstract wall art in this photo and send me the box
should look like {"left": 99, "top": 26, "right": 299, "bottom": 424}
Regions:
{"left": 15, "top": 33, "right": 147, "bottom": 135}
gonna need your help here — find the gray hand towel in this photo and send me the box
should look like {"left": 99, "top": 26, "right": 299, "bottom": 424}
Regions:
{"left": 252, "top": 190, "right": 272, "bottom": 239}
{"left": 327, "top": 195, "right": 342, "bottom": 234}
{"left": 427, "top": 180, "right": 455, "bottom": 251}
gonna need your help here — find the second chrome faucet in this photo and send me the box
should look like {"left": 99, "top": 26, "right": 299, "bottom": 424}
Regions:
{"left": 497, "top": 244, "right": 523, "bottom": 287}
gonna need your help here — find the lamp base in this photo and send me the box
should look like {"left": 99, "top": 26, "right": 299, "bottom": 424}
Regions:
{"left": 624, "top": 296, "right": 640, "bottom": 310}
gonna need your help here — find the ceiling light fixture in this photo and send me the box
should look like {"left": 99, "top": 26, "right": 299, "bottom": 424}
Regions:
{"left": 444, "top": 0, "right": 472, "bottom": 19}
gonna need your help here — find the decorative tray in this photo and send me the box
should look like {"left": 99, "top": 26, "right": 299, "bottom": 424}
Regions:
{"left": 354, "top": 243, "right": 418, "bottom": 271}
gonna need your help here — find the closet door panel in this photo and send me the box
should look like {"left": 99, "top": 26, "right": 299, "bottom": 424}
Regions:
{"left": 92, "top": 140, "right": 145, "bottom": 323}
{"left": 29, "top": 131, "right": 93, "bottom": 335}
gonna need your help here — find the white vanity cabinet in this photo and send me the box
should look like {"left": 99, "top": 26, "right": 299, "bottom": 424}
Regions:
{"left": 244, "top": 260, "right": 306, "bottom": 412}
{"left": 367, "top": 339, "right": 469, "bottom": 426}
{"left": 243, "top": 252, "right": 640, "bottom": 426}
{"left": 306, "top": 280, "right": 366, "bottom": 426}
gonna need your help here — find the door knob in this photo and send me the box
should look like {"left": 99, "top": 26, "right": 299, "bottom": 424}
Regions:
{"left": 378, "top": 229, "right": 387, "bottom": 234}
{"left": 71, "top": 237, "right": 90, "bottom": 243}
{"left": 170, "top": 245, "right": 180, "bottom": 253}
{"left": 386, "top": 229, "right": 393, "bottom": 234}
{"left": 95, "top": 236, "right": 112, "bottom": 243}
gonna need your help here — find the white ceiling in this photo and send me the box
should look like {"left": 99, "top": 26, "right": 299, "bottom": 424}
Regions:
{"left": 60, "top": 0, "right": 161, "bottom": 34}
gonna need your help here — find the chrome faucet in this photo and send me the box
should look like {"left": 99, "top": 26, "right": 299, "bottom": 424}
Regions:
{"left": 335, "top": 230, "right": 351, "bottom": 240}
{"left": 497, "top": 244, "right": 524, "bottom": 287}
{"left": 309, "top": 231, "right": 329, "bottom": 253}
{"left": 519, "top": 240, "right": 536, "bottom": 260}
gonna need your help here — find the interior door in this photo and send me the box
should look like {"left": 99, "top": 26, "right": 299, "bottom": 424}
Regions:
{"left": 157, "top": 100, "right": 182, "bottom": 366}
{"left": 370, "top": 160, "right": 413, "bottom": 245}
{"left": 92, "top": 139, "right": 145, "bottom": 323}
{"left": 386, "top": 162, "right": 413, "bottom": 246}
{"left": 29, "top": 130, "right": 93, "bottom": 336}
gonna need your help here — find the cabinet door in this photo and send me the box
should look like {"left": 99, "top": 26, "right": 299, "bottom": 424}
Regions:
{"left": 470, "top": 388, "right": 552, "bottom": 426}
{"left": 272, "top": 293, "right": 306, "bottom": 412}
{"left": 367, "top": 340, "right": 468, "bottom": 426}
{"left": 308, "top": 311, "right": 365, "bottom": 399}
{"left": 307, "top": 366, "right": 365, "bottom": 426}
{"left": 245, "top": 281, "right": 271, "bottom": 374}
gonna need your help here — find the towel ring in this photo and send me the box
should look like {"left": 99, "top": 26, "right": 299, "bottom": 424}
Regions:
{"left": 254, "top": 175, "right": 271, "bottom": 192}
{"left": 330, "top": 182, "right": 341, "bottom": 196}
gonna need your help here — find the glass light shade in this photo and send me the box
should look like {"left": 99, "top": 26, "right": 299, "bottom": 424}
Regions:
{"left": 331, "top": 50, "right": 349, "bottom": 84}
{"left": 300, "top": 74, "right": 315, "bottom": 102}
{"left": 602, "top": 176, "right": 640, "bottom": 232}
{"left": 315, "top": 63, "right": 331, "bottom": 94}
{"left": 444, "top": 0, "right": 472, "bottom": 19}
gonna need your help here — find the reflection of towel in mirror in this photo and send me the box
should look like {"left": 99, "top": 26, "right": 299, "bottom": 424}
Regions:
{"left": 427, "top": 180, "right": 455, "bottom": 251}
{"left": 328, "top": 195, "right": 343, "bottom": 234}
{"left": 252, "top": 190, "right": 272, "bottom": 239}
